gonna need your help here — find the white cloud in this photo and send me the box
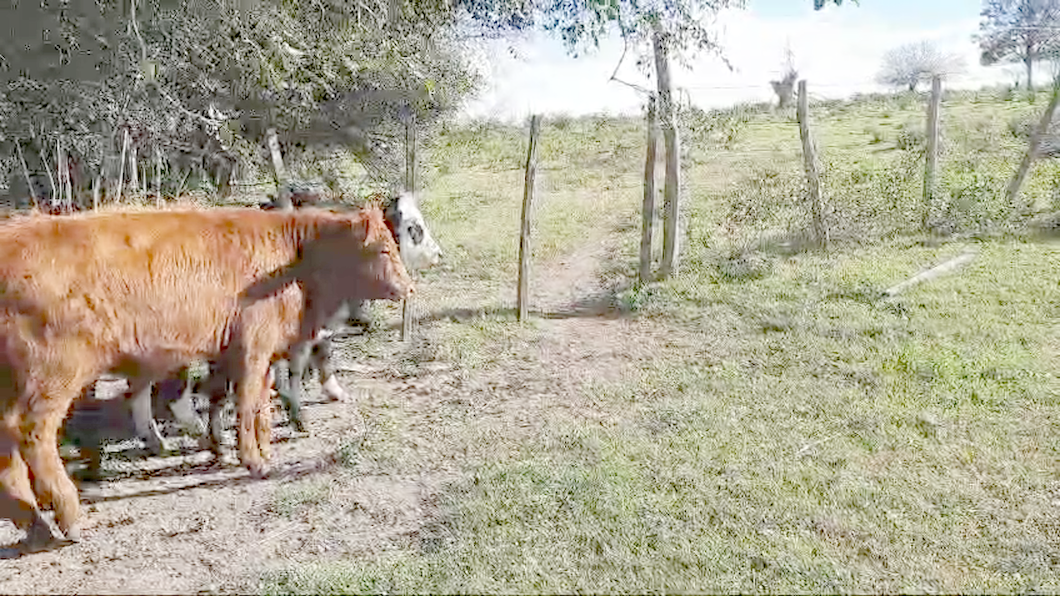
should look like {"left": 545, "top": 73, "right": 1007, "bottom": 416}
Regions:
{"left": 458, "top": 6, "right": 1020, "bottom": 122}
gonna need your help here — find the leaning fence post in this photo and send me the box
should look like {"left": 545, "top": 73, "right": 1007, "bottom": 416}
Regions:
{"left": 517, "top": 114, "right": 542, "bottom": 322}
{"left": 796, "top": 80, "right": 829, "bottom": 249}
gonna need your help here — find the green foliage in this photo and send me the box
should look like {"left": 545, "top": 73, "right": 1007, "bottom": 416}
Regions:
{"left": 459, "top": 0, "right": 749, "bottom": 76}
{"left": 0, "top": 0, "right": 484, "bottom": 204}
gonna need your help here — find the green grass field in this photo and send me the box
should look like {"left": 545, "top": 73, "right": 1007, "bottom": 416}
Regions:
{"left": 260, "top": 86, "right": 1060, "bottom": 594}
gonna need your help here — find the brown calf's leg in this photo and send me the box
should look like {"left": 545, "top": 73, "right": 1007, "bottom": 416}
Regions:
{"left": 235, "top": 357, "right": 273, "bottom": 479}
{"left": 256, "top": 366, "right": 275, "bottom": 460}
{"left": 21, "top": 401, "right": 83, "bottom": 543}
{"left": 0, "top": 416, "right": 58, "bottom": 552}
{"left": 20, "top": 369, "right": 95, "bottom": 544}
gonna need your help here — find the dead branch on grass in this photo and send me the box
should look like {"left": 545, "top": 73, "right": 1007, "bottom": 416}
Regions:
{"left": 883, "top": 247, "right": 978, "bottom": 298}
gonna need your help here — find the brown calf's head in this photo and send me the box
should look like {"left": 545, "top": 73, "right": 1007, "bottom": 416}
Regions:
{"left": 308, "top": 204, "right": 414, "bottom": 303}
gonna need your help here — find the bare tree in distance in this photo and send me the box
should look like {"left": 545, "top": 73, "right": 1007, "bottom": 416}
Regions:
{"left": 977, "top": 0, "right": 1060, "bottom": 91}
{"left": 770, "top": 42, "right": 798, "bottom": 109}
{"left": 876, "top": 40, "right": 966, "bottom": 92}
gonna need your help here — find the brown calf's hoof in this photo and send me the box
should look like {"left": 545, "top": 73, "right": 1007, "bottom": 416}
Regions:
{"left": 61, "top": 524, "right": 81, "bottom": 544}
{"left": 247, "top": 462, "right": 270, "bottom": 480}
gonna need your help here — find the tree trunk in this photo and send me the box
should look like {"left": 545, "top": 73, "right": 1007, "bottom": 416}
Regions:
{"left": 129, "top": 143, "right": 139, "bottom": 200}
{"left": 654, "top": 23, "right": 683, "bottom": 279}
{"left": 117, "top": 128, "right": 129, "bottom": 203}
{"left": 155, "top": 147, "right": 163, "bottom": 205}
{"left": 640, "top": 95, "right": 659, "bottom": 284}
{"left": 1026, "top": 52, "right": 1034, "bottom": 92}
{"left": 1005, "top": 79, "right": 1060, "bottom": 212}
{"left": 14, "top": 141, "right": 38, "bottom": 207}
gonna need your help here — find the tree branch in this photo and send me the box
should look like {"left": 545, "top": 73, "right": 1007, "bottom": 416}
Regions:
{"left": 608, "top": 13, "right": 653, "bottom": 95}
{"left": 155, "top": 84, "right": 226, "bottom": 128}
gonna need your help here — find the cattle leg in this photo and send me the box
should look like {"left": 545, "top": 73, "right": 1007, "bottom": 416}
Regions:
{"left": 198, "top": 362, "right": 230, "bottom": 457}
{"left": 126, "top": 378, "right": 166, "bottom": 456}
{"left": 280, "top": 345, "right": 312, "bottom": 433}
{"left": 346, "top": 299, "right": 371, "bottom": 327}
{"left": 0, "top": 415, "right": 58, "bottom": 552}
{"left": 76, "top": 384, "right": 106, "bottom": 483}
{"left": 20, "top": 382, "right": 87, "bottom": 543}
{"left": 311, "top": 338, "right": 347, "bottom": 403}
{"left": 157, "top": 370, "right": 206, "bottom": 438}
{"left": 233, "top": 355, "right": 273, "bottom": 479}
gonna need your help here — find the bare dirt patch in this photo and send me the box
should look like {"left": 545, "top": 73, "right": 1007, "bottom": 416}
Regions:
{"left": 0, "top": 211, "right": 665, "bottom": 594}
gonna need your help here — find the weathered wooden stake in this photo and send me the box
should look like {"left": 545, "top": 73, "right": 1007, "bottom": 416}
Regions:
{"left": 1005, "top": 78, "right": 1060, "bottom": 213}
{"left": 517, "top": 114, "right": 541, "bottom": 322}
{"left": 796, "top": 80, "right": 829, "bottom": 249}
{"left": 266, "top": 127, "right": 291, "bottom": 209}
{"left": 654, "top": 24, "right": 683, "bottom": 279}
{"left": 923, "top": 75, "right": 942, "bottom": 230}
{"left": 640, "top": 94, "right": 659, "bottom": 284}
{"left": 401, "top": 113, "right": 417, "bottom": 342}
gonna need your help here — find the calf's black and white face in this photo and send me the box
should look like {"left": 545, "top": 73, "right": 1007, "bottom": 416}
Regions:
{"left": 384, "top": 191, "right": 442, "bottom": 273}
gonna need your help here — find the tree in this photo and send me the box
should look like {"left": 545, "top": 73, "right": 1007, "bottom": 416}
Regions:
{"left": 1, "top": 0, "right": 484, "bottom": 207}
{"left": 770, "top": 43, "right": 798, "bottom": 109}
{"left": 977, "top": 0, "right": 1060, "bottom": 91}
{"left": 814, "top": 0, "right": 857, "bottom": 8}
{"left": 876, "top": 40, "right": 966, "bottom": 92}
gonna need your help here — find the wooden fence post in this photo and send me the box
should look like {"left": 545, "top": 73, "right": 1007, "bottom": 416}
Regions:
{"left": 923, "top": 75, "right": 942, "bottom": 230}
{"left": 401, "top": 113, "right": 417, "bottom": 342}
{"left": 796, "top": 80, "right": 829, "bottom": 249}
{"left": 640, "top": 94, "right": 659, "bottom": 284}
{"left": 517, "top": 114, "right": 541, "bottom": 322}
{"left": 266, "top": 127, "right": 291, "bottom": 209}
{"left": 654, "top": 24, "right": 683, "bottom": 279}
{"left": 1005, "top": 78, "right": 1060, "bottom": 213}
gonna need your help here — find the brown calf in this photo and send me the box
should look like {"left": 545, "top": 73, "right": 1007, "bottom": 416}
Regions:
{"left": 0, "top": 204, "right": 412, "bottom": 553}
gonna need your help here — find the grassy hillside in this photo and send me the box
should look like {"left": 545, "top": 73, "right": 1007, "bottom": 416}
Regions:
{"left": 260, "top": 86, "right": 1060, "bottom": 594}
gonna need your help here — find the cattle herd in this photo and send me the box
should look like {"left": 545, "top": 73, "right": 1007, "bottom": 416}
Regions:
{"left": 0, "top": 187, "right": 443, "bottom": 554}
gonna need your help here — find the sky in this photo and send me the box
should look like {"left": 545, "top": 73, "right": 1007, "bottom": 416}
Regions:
{"left": 458, "top": 0, "right": 1033, "bottom": 122}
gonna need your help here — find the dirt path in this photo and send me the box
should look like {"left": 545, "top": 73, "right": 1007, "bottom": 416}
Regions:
{"left": 0, "top": 212, "right": 660, "bottom": 594}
